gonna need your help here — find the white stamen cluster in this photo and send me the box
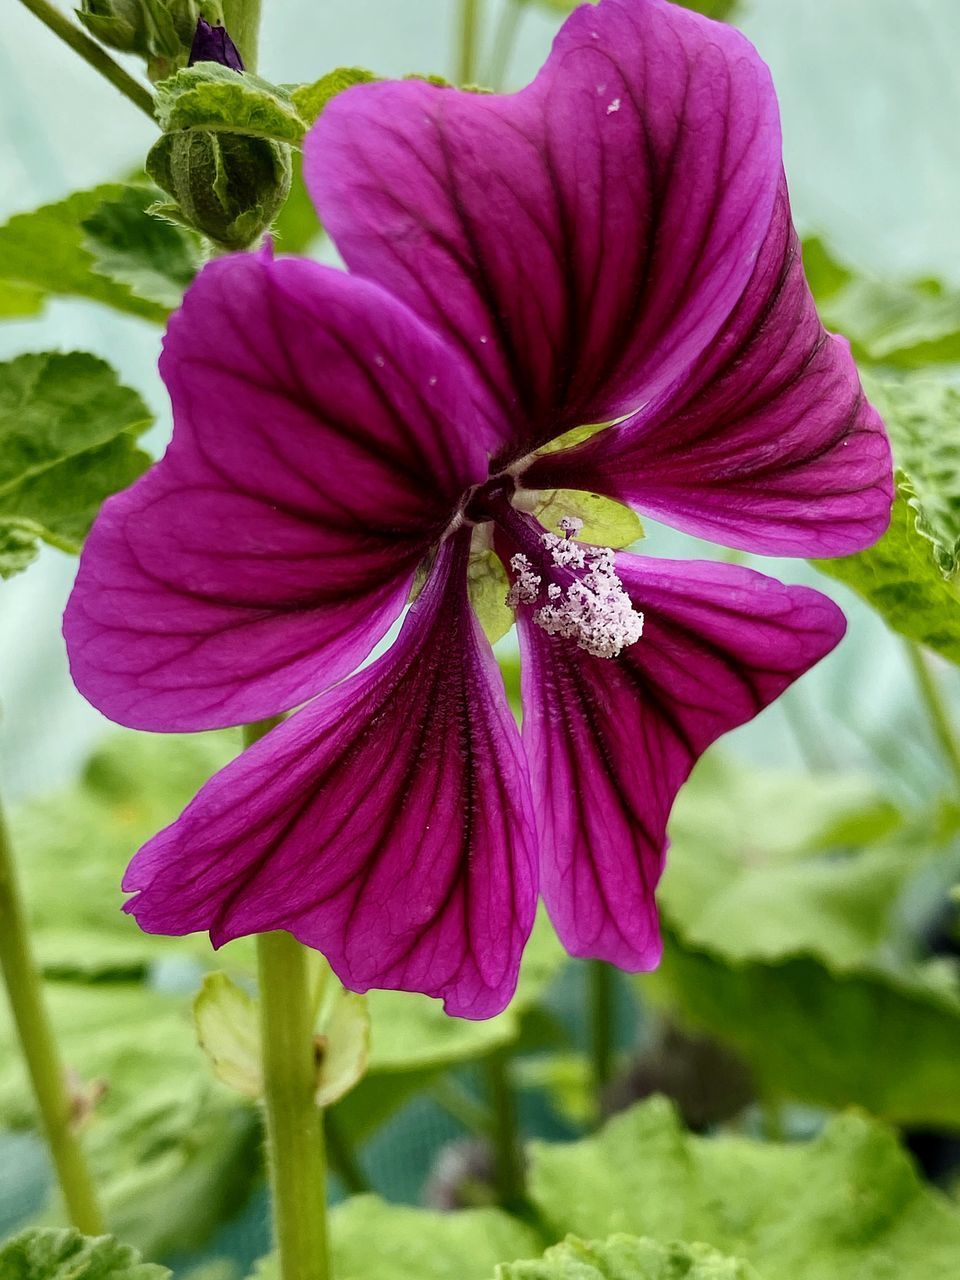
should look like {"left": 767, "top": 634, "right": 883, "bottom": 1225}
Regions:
{"left": 505, "top": 519, "right": 644, "bottom": 660}
{"left": 506, "top": 553, "right": 542, "bottom": 607}
{"left": 535, "top": 539, "right": 644, "bottom": 659}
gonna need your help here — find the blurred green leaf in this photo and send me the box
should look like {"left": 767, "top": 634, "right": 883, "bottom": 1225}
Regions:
{"left": 815, "top": 477, "right": 960, "bottom": 667}
{"left": 154, "top": 64, "right": 304, "bottom": 143}
{"left": 529, "top": 1098, "right": 960, "bottom": 1279}
{"left": 81, "top": 186, "right": 202, "bottom": 312}
{"left": 315, "top": 989, "right": 370, "bottom": 1109}
{"left": 0, "top": 1229, "right": 167, "bottom": 1280}
{"left": 0, "top": 185, "right": 186, "bottom": 322}
{"left": 253, "top": 1196, "right": 541, "bottom": 1280}
{"left": 646, "top": 941, "right": 960, "bottom": 1128}
{"left": 803, "top": 237, "right": 960, "bottom": 368}
{"left": 660, "top": 754, "right": 906, "bottom": 968}
{"left": 0, "top": 352, "right": 152, "bottom": 579}
{"left": 0, "top": 985, "right": 262, "bottom": 1257}
{"left": 0, "top": 281, "right": 44, "bottom": 320}
{"left": 496, "top": 1236, "right": 756, "bottom": 1280}
{"left": 11, "top": 730, "right": 238, "bottom": 977}
{"left": 272, "top": 152, "right": 322, "bottom": 253}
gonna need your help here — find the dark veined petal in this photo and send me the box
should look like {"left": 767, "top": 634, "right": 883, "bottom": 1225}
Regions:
{"left": 517, "top": 555, "right": 845, "bottom": 968}
{"left": 122, "top": 534, "right": 538, "bottom": 1020}
{"left": 305, "top": 0, "right": 781, "bottom": 457}
{"left": 64, "top": 251, "right": 493, "bottom": 732}
{"left": 527, "top": 181, "right": 893, "bottom": 557}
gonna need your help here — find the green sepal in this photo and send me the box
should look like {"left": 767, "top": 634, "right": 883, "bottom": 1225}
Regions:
{"left": 147, "top": 128, "right": 292, "bottom": 251}
{"left": 468, "top": 549, "right": 514, "bottom": 645}
{"left": 155, "top": 63, "right": 305, "bottom": 142}
{"left": 531, "top": 489, "right": 643, "bottom": 549}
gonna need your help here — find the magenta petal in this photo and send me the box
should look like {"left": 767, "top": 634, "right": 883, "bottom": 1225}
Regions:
{"left": 64, "top": 253, "right": 492, "bottom": 731}
{"left": 306, "top": 0, "right": 781, "bottom": 455}
{"left": 123, "top": 535, "right": 538, "bottom": 1019}
{"left": 528, "top": 182, "right": 893, "bottom": 557}
{"left": 517, "top": 555, "right": 845, "bottom": 969}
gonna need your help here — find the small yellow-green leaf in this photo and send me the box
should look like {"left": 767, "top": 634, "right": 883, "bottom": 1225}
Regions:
{"left": 290, "top": 68, "right": 378, "bottom": 127}
{"left": 468, "top": 549, "right": 514, "bottom": 644}
{"left": 315, "top": 989, "right": 370, "bottom": 1108}
{"left": 537, "top": 421, "right": 613, "bottom": 455}
{"left": 193, "top": 971, "right": 261, "bottom": 1099}
{"left": 155, "top": 64, "right": 305, "bottom": 143}
{"left": 532, "top": 490, "right": 643, "bottom": 549}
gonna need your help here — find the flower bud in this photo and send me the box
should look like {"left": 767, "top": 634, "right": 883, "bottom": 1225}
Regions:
{"left": 147, "top": 128, "right": 292, "bottom": 252}
{"left": 188, "top": 16, "right": 244, "bottom": 70}
{"left": 77, "top": 0, "right": 227, "bottom": 79}
{"left": 77, "top": 0, "right": 155, "bottom": 56}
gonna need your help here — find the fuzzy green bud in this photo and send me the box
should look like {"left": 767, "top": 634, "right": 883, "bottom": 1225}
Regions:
{"left": 147, "top": 129, "right": 292, "bottom": 252}
{"left": 77, "top": 0, "right": 224, "bottom": 79}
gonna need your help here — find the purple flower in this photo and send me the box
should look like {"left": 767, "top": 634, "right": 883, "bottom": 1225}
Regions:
{"left": 64, "top": 0, "right": 892, "bottom": 1018}
{"left": 188, "top": 17, "right": 244, "bottom": 72}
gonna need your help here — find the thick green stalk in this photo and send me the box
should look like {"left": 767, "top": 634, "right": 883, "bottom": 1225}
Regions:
{"left": 245, "top": 720, "right": 329, "bottom": 1280}
{"left": 588, "top": 959, "right": 615, "bottom": 1100}
{"left": 257, "top": 930, "right": 330, "bottom": 1280}
{"left": 223, "top": 0, "right": 261, "bottom": 70}
{"left": 456, "top": 0, "right": 482, "bottom": 84}
{"left": 0, "top": 793, "right": 105, "bottom": 1234}
{"left": 485, "top": 1050, "right": 525, "bottom": 1209}
{"left": 16, "top": 0, "right": 155, "bottom": 119}
{"left": 906, "top": 641, "right": 960, "bottom": 787}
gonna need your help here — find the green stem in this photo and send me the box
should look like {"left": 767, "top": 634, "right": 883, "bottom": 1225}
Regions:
{"left": 485, "top": 1050, "right": 525, "bottom": 1209}
{"left": 325, "top": 1108, "right": 371, "bottom": 1196}
{"left": 430, "top": 1076, "right": 495, "bottom": 1138}
{"left": 588, "top": 959, "right": 615, "bottom": 1100}
{"left": 16, "top": 0, "right": 155, "bottom": 120}
{"left": 906, "top": 641, "right": 960, "bottom": 787}
{"left": 456, "top": 0, "right": 482, "bottom": 84}
{"left": 257, "top": 930, "right": 330, "bottom": 1280}
{"left": 487, "top": 0, "right": 522, "bottom": 90}
{"left": 0, "top": 793, "right": 105, "bottom": 1234}
{"left": 222, "top": 0, "right": 262, "bottom": 71}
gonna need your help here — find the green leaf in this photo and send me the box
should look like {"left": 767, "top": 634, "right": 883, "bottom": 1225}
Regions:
{"left": 194, "top": 972, "right": 262, "bottom": 1099}
{"left": 867, "top": 373, "right": 960, "bottom": 576}
{"left": 81, "top": 186, "right": 202, "bottom": 311}
{"left": 0, "top": 280, "right": 44, "bottom": 320}
{"left": 289, "top": 67, "right": 377, "bottom": 127}
{"left": 529, "top": 1098, "right": 960, "bottom": 1279}
{"left": 496, "top": 1235, "right": 757, "bottom": 1280}
{"left": 531, "top": 490, "right": 643, "bottom": 549}
{"left": 278, "top": 1195, "right": 540, "bottom": 1280}
{"left": 155, "top": 64, "right": 306, "bottom": 143}
{"left": 0, "top": 1229, "right": 168, "bottom": 1280}
{"left": 0, "top": 352, "right": 152, "bottom": 579}
{"left": 814, "top": 477, "right": 960, "bottom": 667}
{"left": 468, "top": 549, "right": 514, "bottom": 645}
{"left": 0, "top": 185, "right": 188, "bottom": 322}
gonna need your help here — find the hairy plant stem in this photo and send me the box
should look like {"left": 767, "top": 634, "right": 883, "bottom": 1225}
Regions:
{"left": 588, "top": 958, "right": 615, "bottom": 1101}
{"left": 223, "top": 0, "right": 261, "bottom": 71}
{"left": 456, "top": 0, "right": 482, "bottom": 84}
{"left": 487, "top": 0, "right": 522, "bottom": 90}
{"left": 0, "top": 790, "right": 105, "bottom": 1234}
{"left": 485, "top": 1049, "right": 525, "bottom": 1209}
{"left": 16, "top": 0, "right": 155, "bottom": 119}
{"left": 906, "top": 642, "right": 960, "bottom": 787}
{"left": 256, "top": 929, "right": 330, "bottom": 1280}
{"left": 245, "top": 721, "right": 330, "bottom": 1280}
